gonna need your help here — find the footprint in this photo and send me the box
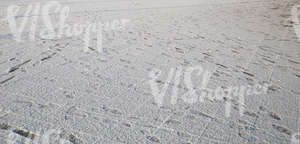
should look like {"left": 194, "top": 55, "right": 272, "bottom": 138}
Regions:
{"left": 0, "top": 123, "right": 11, "bottom": 130}
{"left": 140, "top": 129, "right": 149, "bottom": 135}
{"left": 12, "top": 129, "right": 35, "bottom": 140}
{"left": 122, "top": 123, "right": 131, "bottom": 127}
{"left": 243, "top": 111, "right": 258, "bottom": 118}
{"left": 102, "top": 105, "right": 122, "bottom": 115}
{"left": 242, "top": 71, "right": 255, "bottom": 77}
{"left": 216, "top": 63, "right": 228, "bottom": 69}
{"left": 177, "top": 131, "right": 191, "bottom": 138}
{"left": 238, "top": 130, "right": 258, "bottom": 142}
{"left": 8, "top": 59, "right": 31, "bottom": 73}
{"left": 272, "top": 124, "right": 292, "bottom": 135}
{"left": 165, "top": 119, "right": 181, "bottom": 125}
{"left": 259, "top": 106, "right": 268, "bottom": 112}
{"left": 0, "top": 76, "right": 15, "bottom": 85}
{"left": 41, "top": 52, "right": 56, "bottom": 61}
{"left": 175, "top": 47, "right": 184, "bottom": 54}
{"left": 262, "top": 58, "right": 275, "bottom": 64}
{"left": 110, "top": 109, "right": 122, "bottom": 115}
{"left": 288, "top": 59, "right": 300, "bottom": 65}
{"left": 269, "top": 112, "right": 281, "bottom": 120}
{"left": 267, "top": 85, "right": 281, "bottom": 92}
{"left": 146, "top": 135, "right": 160, "bottom": 143}
{"left": 68, "top": 134, "right": 82, "bottom": 144}
{"left": 190, "top": 109, "right": 215, "bottom": 120}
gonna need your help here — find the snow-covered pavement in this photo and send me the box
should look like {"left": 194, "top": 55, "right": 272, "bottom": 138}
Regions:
{"left": 0, "top": 0, "right": 299, "bottom": 143}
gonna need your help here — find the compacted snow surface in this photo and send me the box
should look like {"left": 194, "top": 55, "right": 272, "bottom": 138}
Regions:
{"left": 0, "top": 0, "right": 299, "bottom": 143}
